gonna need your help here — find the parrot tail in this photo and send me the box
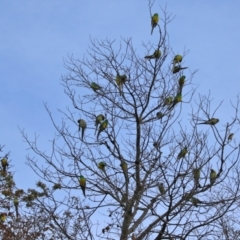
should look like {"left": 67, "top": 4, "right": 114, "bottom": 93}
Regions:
{"left": 97, "top": 130, "right": 101, "bottom": 140}
{"left": 81, "top": 128, "right": 84, "bottom": 140}
{"left": 15, "top": 206, "right": 19, "bottom": 218}
{"left": 179, "top": 86, "right": 183, "bottom": 94}
{"left": 119, "top": 86, "right": 123, "bottom": 96}
{"left": 81, "top": 187, "right": 86, "bottom": 197}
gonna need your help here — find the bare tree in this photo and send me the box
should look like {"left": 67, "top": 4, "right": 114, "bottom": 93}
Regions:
{"left": 21, "top": 2, "right": 240, "bottom": 240}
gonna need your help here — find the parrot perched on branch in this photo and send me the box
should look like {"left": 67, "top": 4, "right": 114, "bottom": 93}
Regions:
{"left": 79, "top": 175, "right": 86, "bottom": 197}
{"left": 158, "top": 183, "right": 166, "bottom": 195}
{"left": 172, "top": 55, "right": 183, "bottom": 65}
{"left": 210, "top": 169, "right": 217, "bottom": 191}
{"left": 77, "top": 119, "right": 87, "bottom": 140}
{"left": 1, "top": 157, "right": 9, "bottom": 173}
{"left": 228, "top": 133, "right": 234, "bottom": 141}
{"left": 120, "top": 161, "right": 128, "bottom": 183}
{"left": 191, "top": 197, "right": 203, "bottom": 207}
{"left": 193, "top": 168, "right": 201, "bottom": 187}
{"left": 0, "top": 213, "right": 6, "bottom": 223}
{"left": 168, "top": 93, "right": 182, "bottom": 110}
{"left": 197, "top": 118, "right": 219, "bottom": 125}
{"left": 14, "top": 197, "right": 19, "bottom": 218}
{"left": 177, "top": 147, "right": 188, "bottom": 160}
{"left": 116, "top": 73, "right": 127, "bottom": 96}
{"left": 163, "top": 97, "right": 173, "bottom": 106}
{"left": 144, "top": 49, "right": 161, "bottom": 60}
{"left": 151, "top": 13, "right": 159, "bottom": 35}
{"left": 172, "top": 66, "right": 188, "bottom": 74}
{"left": 156, "top": 111, "right": 164, "bottom": 119}
{"left": 95, "top": 114, "right": 105, "bottom": 135}
{"left": 97, "top": 119, "right": 108, "bottom": 140}
{"left": 98, "top": 161, "right": 107, "bottom": 172}
{"left": 90, "top": 82, "right": 102, "bottom": 91}
{"left": 178, "top": 76, "right": 186, "bottom": 93}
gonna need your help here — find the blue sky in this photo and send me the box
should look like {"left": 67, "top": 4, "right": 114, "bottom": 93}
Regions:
{"left": 1, "top": 0, "right": 240, "bottom": 191}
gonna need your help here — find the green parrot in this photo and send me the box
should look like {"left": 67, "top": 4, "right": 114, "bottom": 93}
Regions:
{"left": 151, "top": 13, "right": 159, "bottom": 35}
{"left": 210, "top": 169, "right": 217, "bottom": 186}
{"left": 120, "top": 161, "right": 128, "bottom": 183}
{"left": 228, "top": 133, "right": 234, "bottom": 141}
{"left": 98, "top": 161, "right": 107, "bottom": 172}
{"left": 178, "top": 75, "right": 186, "bottom": 92}
{"left": 116, "top": 73, "right": 127, "bottom": 96}
{"left": 0, "top": 213, "right": 6, "bottom": 223}
{"left": 79, "top": 175, "right": 86, "bottom": 197}
{"left": 1, "top": 157, "right": 8, "bottom": 173}
{"left": 95, "top": 114, "right": 105, "bottom": 135}
{"left": 156, "top": 111, "right": 164, "bottom": 119}
{"left": 90, "top": 82, "right": 101, "bottom": 91}
{"left": 97, "top": 119, "right": 108, "bottom": 140}
{"left": 197, "top": 118, "right": 219, "bottom": 125}
{"left": 163, "top": 96, "right": 173, "bottom": 106}
{"left": 191, "top": 197, "right": 203, "bottom": 207}
{"left": 158, "top": 183, "right": 166, "bottom": 195}
{"left": 14, "top": 197, "right": 19, "bottom": 218}
{"left": 77, "top": 119, "right": 87, "bottom": 140}
{"left": 183, "top": 192, "right": 191, "bottom": 201}
{"left": 172, "top": 55, "right": 183, "bottom": 65}
{"left": 193, "top": 168, "right": 201, "bottom": 187}
{"left": 177, "top": 147, "right": 188, "bottom": 160}
{"left": 144, "top": 49, "right": 161, "bottom": 60}
{"left": 172, "top": 66, "right": 188, "bottom": 74}
{"left": 168, "top": 93, "right": 182, "bottom": 110}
